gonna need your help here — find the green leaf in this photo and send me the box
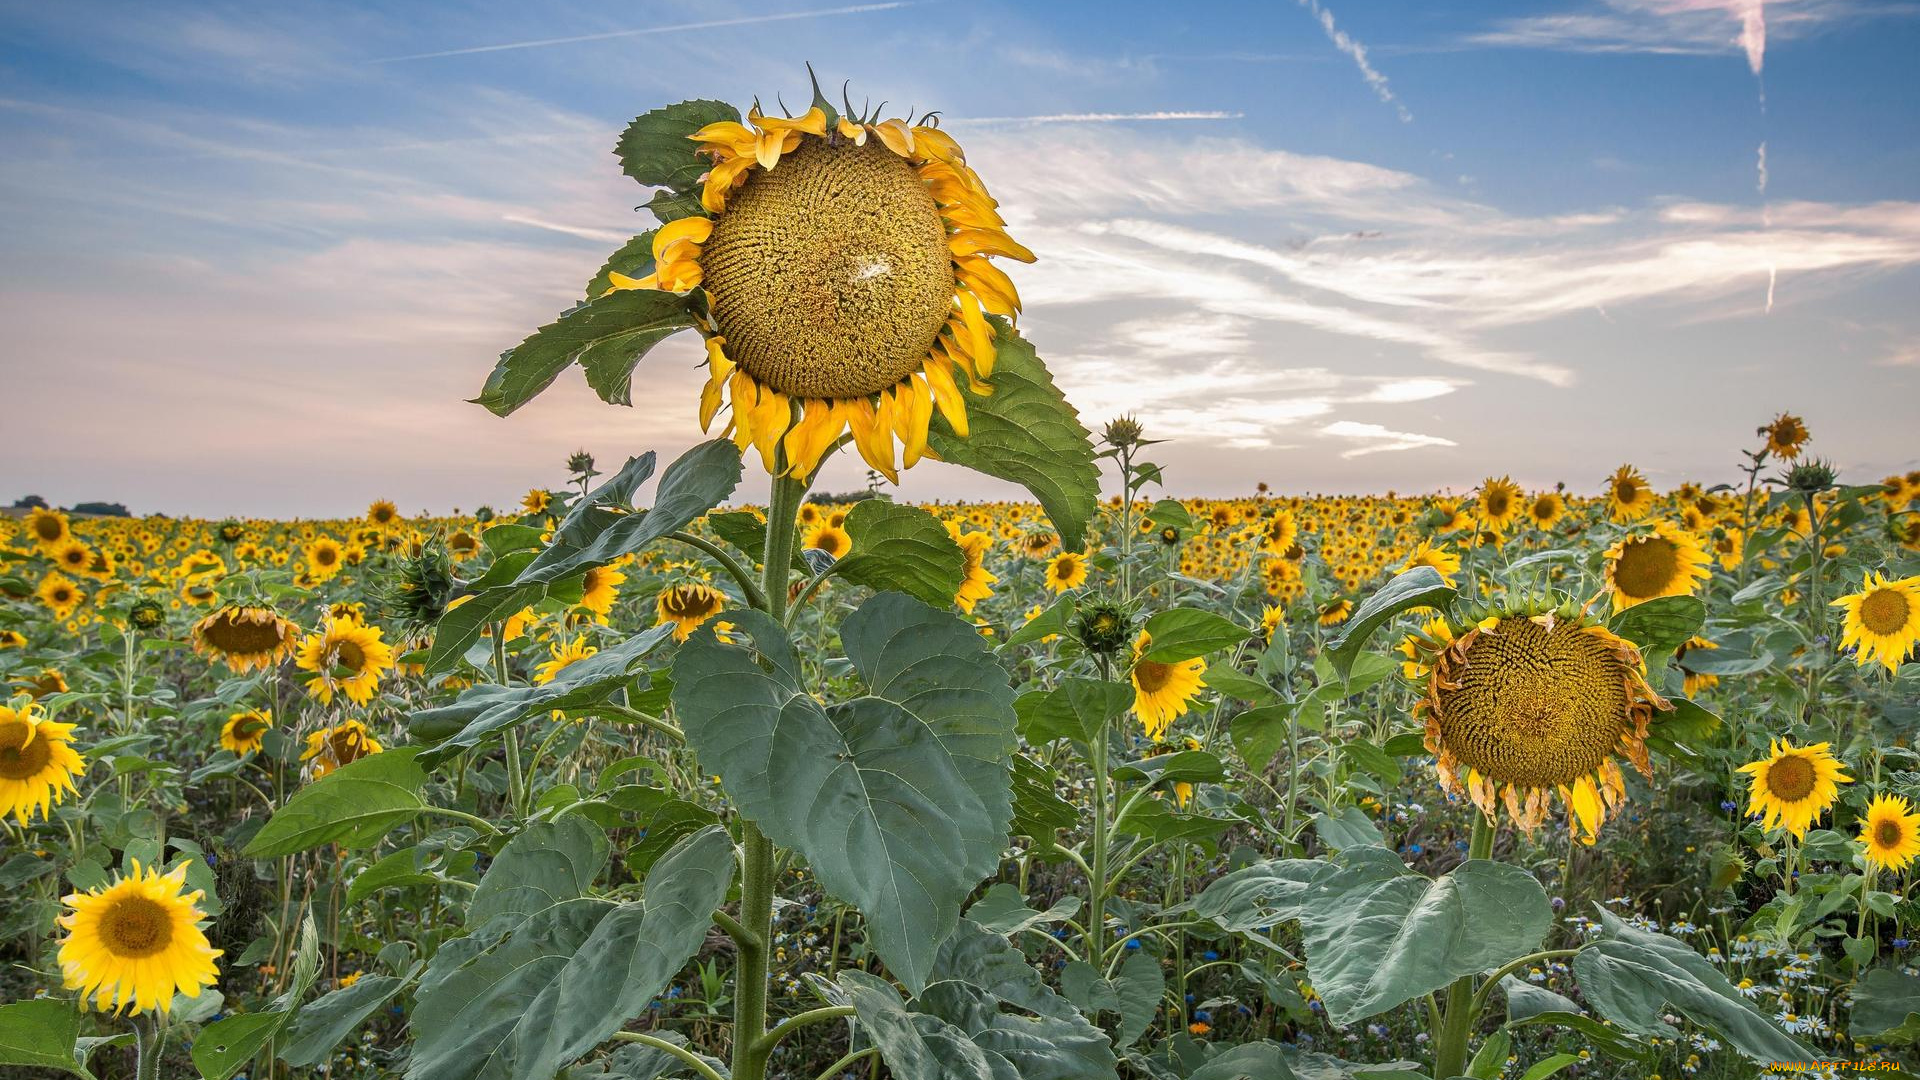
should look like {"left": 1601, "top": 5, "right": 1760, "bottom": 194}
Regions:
{"left": 915, "top": 979, "right": 1118, "bottom": 1080}
{"left": 1112, "top": 750, "right": 1225, "bottom": 785}
{"left": 931, "top": 917, "right": 1082, "bottom": 1022}
{"left": 583, "top": 231, "right": 657, "bottom": 302}
{"left": 965, "top": 883, "right": 1081, "bottom": 936}
{"left": 1499, "top": 976, "right": 1582, "bottom": 1022}
{"left": 519, "top": 439, "right": 743, "bottom": 588}
{"left": 463, "top": 826, "right": 736, "bottom": 1080}
{"left": 1517, "top": 1054, "right": 1582, "bottom": 1080}
{"left": 468, "top": 817, "right": 609, "bottom": 930}
{"left": 1112, "top": 947, "right": 1165, "bottom": 1048}
{"left": 836, "top": 970, "right": 1014, "bottom": 1080}
{"left": 1324, "top": 567, "right": 1456, "bottom": 683}
{"left": 1183, "top": 858, "right": 1326, "bottom": 933}
{"left": 615, "top": 99, "right": 739, "bottom": 192}
{"left": 279, "top": 974, "right": 408, "bottom": 1068}
{"left": 1465, "top": 1028, "right": 1510, "bottom": 1078}
{"left": 1230, "top": 704, "right": 1293, "bottom": 772}
{"left": 1010, "top": 753, "right": 1076, "bottom": 849}
{"left": 926, "top": 319, "right": 1099, "bottom": 551}
{"left": 1572, "top": 907, "right": 1814, "bottom": 1065}
{"left": 1299, "top": 848, "right": 1551, "bottom": 1025}
{"left": 0, "top": 999, "right": 87, "bottom": 1077}
{"left": 1141, "top": 608, "right": 1251, "bottom": 662}
{"left": 1188, "top": 1042, "right": 1300, "bottom": 1080}
{"left": 412, "top": 624, "right": 674, "bottom": 768}
{"left": 244, "top": 749, "right": 426, "bottom": 858}
{"left": 1851, "top": 966, "right": 1920, "bottom": 1043}
{"left": 194, "top": 916, "right": 320, "bottom": 1080}
{"left": 829, "top": 500, "right": 966, "bottom": 607}
{"left": 473, "top": 289, "right": 695, "bottom": 416}
{"left": 671, "top": 593, "right": 1016, "bottom": 992}
{"left": 1207, "top": 663, "right": 1282, "bottom": 706}
{"left": 346, "top": 846, "right": 441, "bottom": 905}
{"left": 1313, "top": 808, "right": 1385, "bottom": 852}
{"left": 1005, "top": 593, "right": 1075, "bottom": 647}
{"left": 1144, "top": 498, "right": 1193, "bottom": 531}
{"left": 1015, "top": 677, "right": 1130, "bottom": 748}
{"left": 1607, "top": 595, "right": 1707, "bottom": 660}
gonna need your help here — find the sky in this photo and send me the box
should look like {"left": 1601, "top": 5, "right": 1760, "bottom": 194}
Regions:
{"left": 2, "top": 0, "right": 1917, "bottom": 518}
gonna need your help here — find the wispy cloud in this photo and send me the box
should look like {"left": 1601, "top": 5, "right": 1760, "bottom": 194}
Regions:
{"left": 947, "top": 111, "right": 1243, "bottom": 126}
{"left": 1320, "top": 421, "right": 1458, "bottom": 456}
{"left": 368, "top": 2, "right": 917, "bottom": 63}
{"left": 1462, "top": 0, "right": 1890, "bottom": 57}
{"left": 1295, "top": 0, "right": 1413, "bottom": 122}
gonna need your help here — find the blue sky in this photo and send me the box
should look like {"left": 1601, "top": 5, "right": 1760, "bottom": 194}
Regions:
{"left": 2, "top": 0, "right": 1916, "bottom": 517}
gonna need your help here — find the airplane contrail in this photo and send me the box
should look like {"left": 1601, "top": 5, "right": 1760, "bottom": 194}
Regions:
{"left": 369, "top": 2, "right": 916, "bottom": 63}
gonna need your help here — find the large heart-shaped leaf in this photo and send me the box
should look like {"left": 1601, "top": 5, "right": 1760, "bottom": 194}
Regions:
{"left": 1573, "top": 907, "right": 1815, "bottom": 1064}
{"left": 244, "top": 749, "right": 426, "bottom": 858}
{"left": 828, "top": 499, "right": 966, "bottom": 607}
{"left": 615, "top": 99, "right": 740, "bottom": 192}
{"left": 279, "top": 974, "right": 408, "bottom": 1069}
{"left": 473, "top": 289, "right": 696, "bottom": 417}
{"left": 1852, "top": 967, "right": 1920, "bottom": 1043}
{"left": 1141, "top": 608, "right": 1251, "bottom": 662}
{"left": 467, "top": 817, "right": 609, "bottom": 930}
{"left": 1324, "top": 567, "right": 1456, "bottom": 683}
{"left": 1297, "top": 847, "right": 1551, "bottom": 1025}
{"left": 926, "top": 319, "right": 1099, "bottom": 552}
{"left": 0, "top": 999, "right": 85, "bottom": 1077}
{"left": 671, "top": 592, "right": 1016, "bottom": 992}
{"left": 1015, "top": 678, "right": 1131, "bottom": 749}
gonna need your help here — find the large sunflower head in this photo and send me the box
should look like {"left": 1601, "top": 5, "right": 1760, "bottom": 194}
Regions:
{"left": 1602, "top": 520, "right": 1712, "bottom": 613}
{"left": 58, "top": 859, "right": 222, "bottom": 1015}
{"left": 1417, "top": 602, "right": 1667, "bottom": 843}
{"left": 25, "top": 507, "right": 71, "bottom": 550}
{"left": 0, "top": 697, "right": 86, "bottom": 824}
{"left": 616, "top": 83, "right": 1032, "bottom": 483}
{"left": 1130, "top": 631, "right": 1207, "bottom": 742}
{"left": 293, "top": 617, "right": 395, "bottom": 707}
{"left": 1474, "top": 476, "right": 1523, "bottom": 532}
{"left": 191, "top": 605, "right": 301, "bottom": 673}
{"left": 1736, "top": 738, "right": 1851, "bottom": 838}
{"left": 1830, "top": 571, "right": 1920, "bottom": 674}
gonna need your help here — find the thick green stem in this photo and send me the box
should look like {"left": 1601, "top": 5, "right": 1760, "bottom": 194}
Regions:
{"left": 1087, "top": 711, "right": 1112, "bottom": 964}
{"left": 730, "top": 465, "right": 805, "bottom": 1080}
{"left": 490, "top": 626, "right": 529, "bottom": 819}
{"left": 1432, "top": 814, "right": 1496, "bottom": 1079}
{"left": 133, "top": 1013, "right": 164, "bottom": 1080}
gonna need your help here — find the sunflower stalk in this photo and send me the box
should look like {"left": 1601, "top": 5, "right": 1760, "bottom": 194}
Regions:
{"left": 1431, "top": 812, "right": 1496, "bottom": 1079}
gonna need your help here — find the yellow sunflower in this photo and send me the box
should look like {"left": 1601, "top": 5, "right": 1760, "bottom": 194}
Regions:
{"left": 190, "top": 605, "right": 301, "bottom": 673}
{"left": 802, "top": 521, "right": 852, "bottom": 559}
{"left": 1527, "top": 491, "right": 1566, "bottom": 531}
{"left": 300, "top": 719, "right": 384, "bottom": 779}
{"left": 1474, "top": 476, "right": 1523, "bottom": 533}
{"left": 294, "top": 616, "right": 395, "bottom": 706}
{"left": 304, "top": 536, "right": 346, "bottom": 582}
{"left": 24, "top": 507, "right": 71, "bottom": 551}
{"left": 1397, "top": 615, "right": 1453, "bottom": 680}
{"left": 0, "top": 697, "right": 86, "bottom": 823}
{"left": 535, "top": 634, "right": 598, "bottom": 685}
{"left": 1605, "top": 465, "right": 1656, "bottom": 523}
{"left": 1761, "top": 412, "right": 1810, "bottom": 459}
{"left": 1858, "top": 793, "right": 1920, "bottom": 873}
{"left": 1830, "top": 571, "right": 1920, "bottom": 674}
{"left": 1602, "top": 520, "right": 1712, "bottom": 613}
{"left": 1317, "top": 598, "right": 1353, "bottom": 626}
{"left": 952, "top": 528, "right": 997, "bottom": 613}
{"left": 656, "top": 583, "right": 727, "bottom": 642}
{"left": 578, "top": 564, "right": 627, "bottom": 619}
{"left": 1044, "top": 551, "right": 1089, "bottom": 593}
{"left": 1737, "top": 739, "right": 1851, "bottom": 838}
{"left": 618, "top": 90, "right": 1033, "bottom": 483}
{"left": 58, "top": 859, "right": 221, "bottom": 1015}
{"left": 522, "top": 488, "right": 551, "bottom": 516}
{"left": 1260, "top": 604, "right": 1285, "bottom": 641}
{"left": 37, "top": 571, "right": 84, "bottom": 620}
{"left": 220, "top": 709, "right": 273, "bottom": 755}
{"left": 51, "top": 538, "right": 94, "bottom": 575}
{"left": 1400, "top": 539, "right": 1460, "bottom": 587}
{"left": 1418, "top": 608, "right": 1666, "bottom": 843}
{"left": 1130, "top": 631, "right": 1207, "bottom": 742}
{"left": 366, "top": 499, "right": 401, "bottom": 529}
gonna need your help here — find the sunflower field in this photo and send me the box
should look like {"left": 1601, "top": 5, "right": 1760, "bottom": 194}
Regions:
{"left": 4, "top": 89, "right": 1920, "bottom": 1080}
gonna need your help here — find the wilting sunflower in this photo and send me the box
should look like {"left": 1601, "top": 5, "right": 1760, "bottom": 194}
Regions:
{"left": 1830, "top": 571, "right": 1920, "bottom": 674}
{"left": 1044, "top": 551, "right": 1089, "bottom": 593}
{"left": 657, "top": 583, "right": 727, "bottom": 642}
{"left": 618, "top": 88, "right": 1033, "bottom": 482}
{"left": 1738, "top": 738, "right": 1851, "bottom": 838}
{"left": 301, "top": 719, "right": 383, "bottom": 779}
{"left": 1130, "top": 631, "right": 1207, "bottom": 742}
{"left": 1761, "top": 412, "right": 1810, "bottom": 459}
{"left": 305, "top": 537, "right": 346, "bottom": 582}
{"left": 294, "top": 616, "right": 395, "bottom": 706}
{"left": 802, "top": 521, "right": 852, "bottom": 559}
{"left": 37, "top": 571, "right": 84, "bottom": 620}
{"left": 535, "top": 634, "right": 598, "bottom": 685}
{"left": 1400, "top": 539, "right": 1460, "bottom": 587}
{"left": 58, "top": 859, "right": 221, "bottom": 1015}
{"left": 1417, "top": 607, "right": 1666, "bottom": 843}
{"left": 0, "top": 698, "right": 86, "bottom": 823}
{"left": 1021, "top": 531, "right": 1058, "bottom": 559}
{"left": 578, "top": 563, "right": 627, "bottom": 620}
{"left": 1602, "top": 520, "right": 1712, "bottom": 613}
{"left": 1474, "top": 476, "right": 1523, "bottom": 533}
{"left": 220, "top": 709, "right": 273, "bottom": 755}
{"left": 24, "top": 507, "right": 71, "bottom": 551}
{"left": 952, "top": 528, "right": 998, "bottom": 613}
{"left": 1605, "top": 465, "right": 1656, "bottom": 523}
{"left": 190, "top": 605, "right": 300, "bottom": 673}
{"left": 1858, "top": 793, "right": 1920, "bottom": 873}
{"left": 1527, "top": 491, "right": 1566, "bottom": 530}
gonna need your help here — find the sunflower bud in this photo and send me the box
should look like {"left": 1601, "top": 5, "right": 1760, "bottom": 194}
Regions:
{"left": 1785, "top": 458, "right": 1838, "bottom": 495}
{"left": 379, "top": 543, "right": 456, "bottom": 634}
{"left": 1102, "top": 415, "right": 1145, "bottom": 450}
{"left": 128, "top": 598, "right": 167, "bottom": 632}
{"left": 1073, "top": 597, "right": 1133, "bottom": 658}
{"left": 567, "top": 450, "right": 598, "bottom": 479}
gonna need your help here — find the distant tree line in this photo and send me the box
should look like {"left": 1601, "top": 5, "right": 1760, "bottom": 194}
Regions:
{"left": 11, "top": 495, "right": 129, "bottom": 517}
